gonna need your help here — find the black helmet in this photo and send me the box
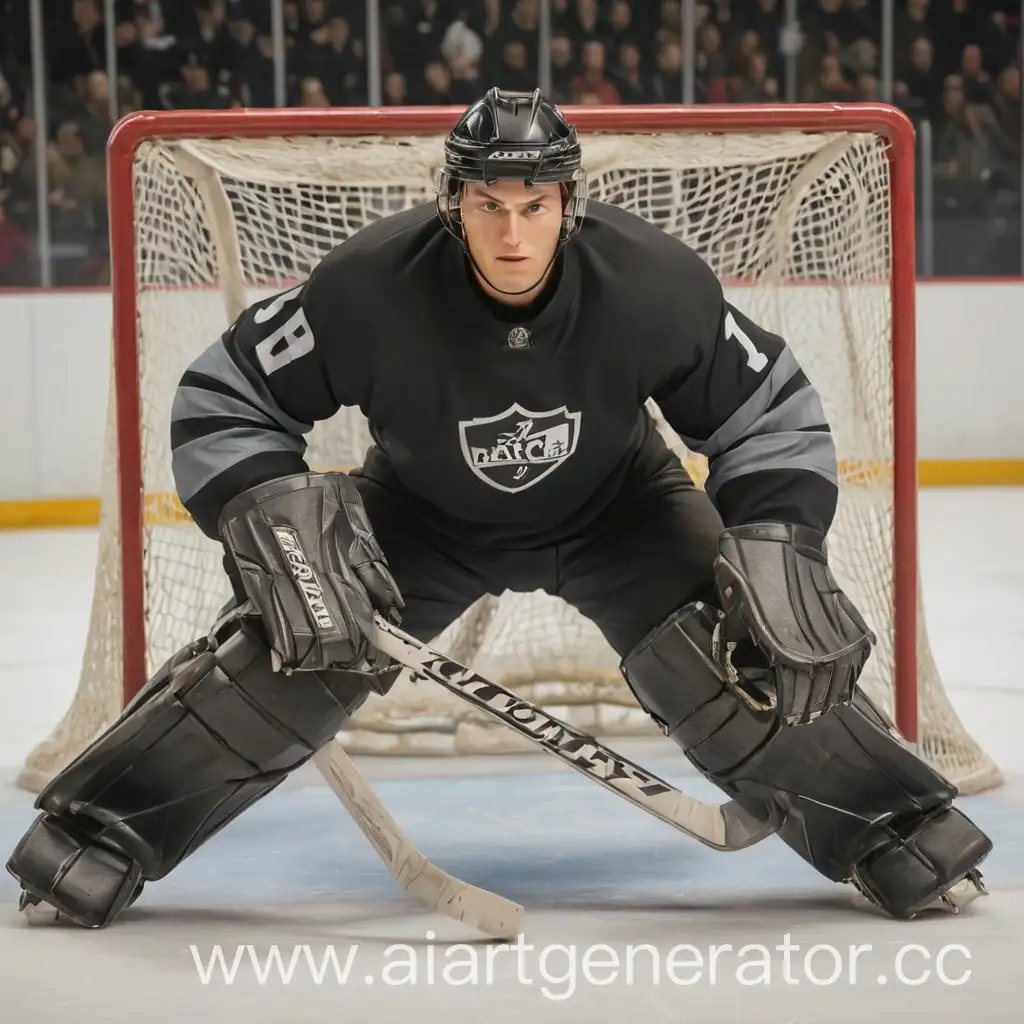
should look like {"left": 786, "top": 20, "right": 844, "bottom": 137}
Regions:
{"left": 436, "top": 88, "right": 587, "bottom": 244}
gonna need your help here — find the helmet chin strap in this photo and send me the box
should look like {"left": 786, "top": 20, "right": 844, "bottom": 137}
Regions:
{"left": 463, "top": 232, "right": 561, "bottom": 299}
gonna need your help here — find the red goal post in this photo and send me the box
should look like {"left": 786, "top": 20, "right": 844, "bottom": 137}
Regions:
{"left": 105, "top": 103, "right": 919, "bottom": 739}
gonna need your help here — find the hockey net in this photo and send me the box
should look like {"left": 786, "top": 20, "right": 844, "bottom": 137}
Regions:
{"left": 18, "top": 107, "right": 1001, "bottom": 796}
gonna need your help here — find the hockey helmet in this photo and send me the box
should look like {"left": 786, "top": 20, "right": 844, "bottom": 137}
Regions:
{"left": 436, "top": 88, "right": 587, "bottom": 244}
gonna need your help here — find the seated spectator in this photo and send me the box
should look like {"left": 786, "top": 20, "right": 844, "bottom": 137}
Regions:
{"left": 803, "top": 53, "right": 853, "bottom": 102}
{"left": 658, "top": 0, "right": 682, "bottom": 36}
{"left": 842, "top": 37, "right": 877, "bottom": 80}
{"left": 492, "top": 41, "right": 537, "bottom": 93}
{"left": 500, "top": 0, "right": 541, "bottom": 60}
{"left": 611, "top": 42, "right": 650, "bottom": 105}
{"left": 934, "top": 76, "right": 996, "bottom": 197}
{"left": 730, "top": 29, "right": 765, "bottom": 81}
{"left": 649, "top": 40, "right": 683, "bottom": 104}
{"left": 936, "top": 0, "right": 985, "bottom": 73}
{"left": 605, "top": 0, "right": 637, "bottom": 54}
{"left": 159, "top": 54, "right": 232, "bottom": 110}
{"left": 896, "top": 37, "right": 944, "bottom": 123}
{"left": 441, "top": 25, "right": 485, "bottom": 105}
{"left": 293, "top": 15, "right": 365, "bottom": 106}
{"left": 48, "top": 0, "right": 105, "bottom": 84}
{"left": 384, "top": 1, "right": 449, "bottom": 83}
{"left": 77, "top": 71, "right": 114, "bottom": 158}
{"left": 46, "top": 120, "right": 108, "bottom": 282}
{"left": 804, "top": 0, "right": 854, "bottom": 48}
{"left": 958, "top": 44, "right": 992, "bottom": 105}
{"left": 305, "top": 0, "right": 329, "bottom": 32}
{"left": 125, "top": 8, "right": 188, "bottom": 109}
{"left": 698, "top": 23, "right": 730, "bottom": 81}
{"left": 383, "top": 71, "right": 408, "bottom": 106}
{"left": 696, "top": 23, "right": 730, "bottom": 103}
{"left": 548, "top": 35, "right": 576, "bottom": 104}
{"left": 181, "top": 0, "right": 235, "bottom": 85}
{"left": 991, "top": 65, "right": 1021, "bottom": 170}
{"left": 279, "top": 0, "right": 302, "bottom": 40}
{"left": 297, "top": 76, "right": 329, "bottom": 106}
{"left": 416, "top": 60, "right": 455, "bottom": 105}
{"left": 855, "top": 71, "right": 880, "bottom": 101}
{"left": 844, "top": 0, "right": 878, "bottom": 43}
{"left": 570, "top": 40, "right": 621, "bottom": 105}
{"left": 732, "top": 51, "right": 779, "bottom": 103}
{"left": 567, "top": 0, "right": 601, "bottom": 44}
{"left": 981, "top": 9, "right": 1019, "bottom": 77}
{"left": 737, "top": 0, "right": 784, "bottom": 52}
{"left": 228, "top": 19, "right": 276, "bottom": 107}
{"left": 894, "top": 0, "right": 936, "bottom": 71}
{"left": 0, "top": 112, "right": 36, "bottom": 227}
{"left": 932, "top": 73, "right": 1014, "bottom": 273}
{"left": 440, "top": 16, "right": 484, "bottom": 81}
{"left": 447, "top": 58, "right": 484, "bottom": 104}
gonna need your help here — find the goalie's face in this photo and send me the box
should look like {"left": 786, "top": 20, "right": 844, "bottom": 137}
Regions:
{"left": 460, "top": 180, "right": 564, "bottom": 304}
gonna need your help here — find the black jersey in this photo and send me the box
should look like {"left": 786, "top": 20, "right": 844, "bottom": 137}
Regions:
{"left": 170, "top": 200, "right": 838, "bottom": 546}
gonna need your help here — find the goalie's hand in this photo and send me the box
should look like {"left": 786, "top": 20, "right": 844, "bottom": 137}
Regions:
{"left": 713, "top": 522, "right": 875, "bottom": 725}
{"left": 218, "top": 472, "right": 403, "bottom": 673}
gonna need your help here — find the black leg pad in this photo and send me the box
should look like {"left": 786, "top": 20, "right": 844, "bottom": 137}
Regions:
{"left": 9, "top": 813, "right": 143, "bottom": 929}
{"left": 6, "top": 615, "right": 381, "bottom": 927}
{"left": 621, "top": 602, "right": 993, "bottom": 917}
{"left": 852, "top": 806, "right": 992, "bottom": 918}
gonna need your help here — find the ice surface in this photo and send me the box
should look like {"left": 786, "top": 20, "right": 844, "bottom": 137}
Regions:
{"left": 0, "top": 489, "right": 1020, "bottom": 1023}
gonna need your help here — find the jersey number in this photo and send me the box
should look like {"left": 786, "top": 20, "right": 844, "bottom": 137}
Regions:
{"left": 253, "top": 285, "right": 315, "bottom": 375}
{"left": 725, "top": 310, "right": 768, "bottom": 372}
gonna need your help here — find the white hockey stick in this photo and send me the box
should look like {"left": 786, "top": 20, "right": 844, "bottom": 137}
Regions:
{"left": 370, "top": 615, "right": 782, "bottom": 853}
{"left": 312, "top": 742, "right": 523, "bottom": 940}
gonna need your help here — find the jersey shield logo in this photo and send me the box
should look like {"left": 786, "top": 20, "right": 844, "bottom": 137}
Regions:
{"left": 458, "top": 403, "right": 582, "bottom": 493}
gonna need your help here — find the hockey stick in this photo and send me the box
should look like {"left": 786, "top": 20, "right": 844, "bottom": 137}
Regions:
{"left": 312, "top": 743, "right": 524, "bottom": 940}
{"left": 369, "top": 615, "right": 782, "bottom": 853}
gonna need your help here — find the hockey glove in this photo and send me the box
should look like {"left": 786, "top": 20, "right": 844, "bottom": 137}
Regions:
{"left": 712, "top": 522, "right": 875, "bottom": 726}
{"left": 218, "top": 471, "right": 403, "bottom": 674}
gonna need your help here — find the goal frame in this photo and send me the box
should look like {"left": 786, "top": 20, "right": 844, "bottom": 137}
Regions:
{"left": 105, "top": 102, "right": 919, "bottom": 739}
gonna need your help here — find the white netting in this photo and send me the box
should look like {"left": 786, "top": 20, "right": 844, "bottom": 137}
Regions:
{"left": 17, "top": 127, "right": 1001, "bottom": 795}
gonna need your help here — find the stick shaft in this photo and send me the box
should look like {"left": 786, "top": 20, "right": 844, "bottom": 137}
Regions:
{"left": 313, "top": 743, "right": 523, "bottom": 939}
{"left": 372, "top": 616, "right": 779, "bottom": 852}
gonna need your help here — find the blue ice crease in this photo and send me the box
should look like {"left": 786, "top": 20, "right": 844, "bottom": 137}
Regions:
{"left": 0, "top": 767, "right": 1019, "bottom": 908}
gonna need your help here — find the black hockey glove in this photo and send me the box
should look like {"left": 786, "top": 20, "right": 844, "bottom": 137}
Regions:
{"left": 217, "top": 471, "right": 403, "bottom": 674}
{"left": 712, "top": 522, "right": 875, "bottom": 726}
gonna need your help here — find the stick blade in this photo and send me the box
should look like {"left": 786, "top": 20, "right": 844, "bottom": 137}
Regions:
{"left": 405, "top": 862, "right": 524, "bottom": 940}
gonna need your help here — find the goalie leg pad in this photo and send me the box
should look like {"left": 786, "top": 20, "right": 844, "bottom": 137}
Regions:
{"left": 9, "top": 814, "right": 144, "bottom": 929}
{"left": 620, "top": 603, "right": 992, "bottom": 917}
{"left": 7, "top": 618, "right": 380, "bottom": 927}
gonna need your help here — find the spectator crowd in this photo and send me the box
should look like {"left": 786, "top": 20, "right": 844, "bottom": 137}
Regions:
{"left": 0, "top": 0, "right": 1020, "bottom": 284}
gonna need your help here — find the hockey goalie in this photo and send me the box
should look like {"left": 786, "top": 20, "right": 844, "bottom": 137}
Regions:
{"left": 7, "top": 88, "right": 991, "bottom": 929}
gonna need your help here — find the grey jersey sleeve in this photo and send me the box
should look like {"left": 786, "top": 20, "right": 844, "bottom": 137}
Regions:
{"left": 652, "top": 278, "right": 839, "bottom": 535}
{"left": 170, "top": 267, "right": 360, "bottom": 538}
